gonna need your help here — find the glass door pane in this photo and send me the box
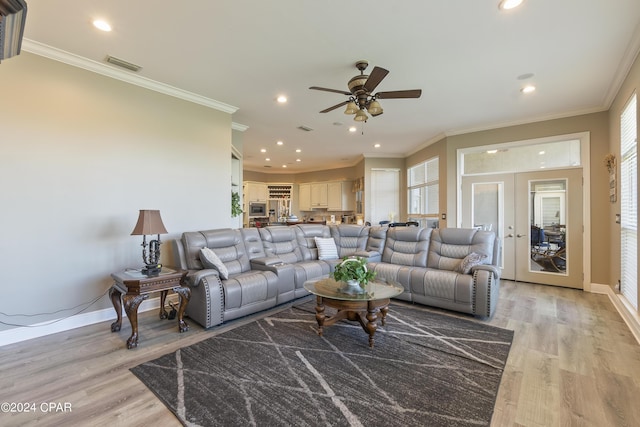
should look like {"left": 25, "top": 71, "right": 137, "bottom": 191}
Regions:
{"left": 529, "top": 179, "right": 567, "bottom": 275}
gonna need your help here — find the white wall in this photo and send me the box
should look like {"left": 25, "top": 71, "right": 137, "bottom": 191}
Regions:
{"left": 0, "top": 53, "right": 233, "bottom": 334}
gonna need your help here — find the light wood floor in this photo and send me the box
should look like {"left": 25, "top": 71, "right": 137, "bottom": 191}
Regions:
{"left": 1, "top": 280, "right": 639, "bottom": 427}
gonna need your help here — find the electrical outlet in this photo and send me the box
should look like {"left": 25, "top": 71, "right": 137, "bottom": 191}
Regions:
{"left": 441, "top": 213, "right": 447, "bottom": 220}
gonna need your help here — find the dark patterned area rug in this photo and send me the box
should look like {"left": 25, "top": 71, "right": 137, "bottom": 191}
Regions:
{"left": 131, "top": 301, "right": 513, "bottom": 427}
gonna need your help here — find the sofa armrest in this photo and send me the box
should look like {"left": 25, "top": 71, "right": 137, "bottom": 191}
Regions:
{"left": 186, "top": 269, "right": 220, "bottom": 287}
{"left": 472, "top": 268, "right": 500, "bottom": 317}
{"left": 470, "top": 264, "right": 500, "bottom": 278}
{"left": 353, "top": 250, "right": 381, "bottom": 263}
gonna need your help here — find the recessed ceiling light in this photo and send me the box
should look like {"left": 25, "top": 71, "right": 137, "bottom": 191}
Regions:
{"left": 296, "top": 159, "right": 301, "bottom": 162}
{"left": 282, "top": 165, "right": 287, "bottom": 168}
{"left": 487, "top": 149, "right": 498, "bottom": 154}
{"left": 295, "top": 149, "right": 301, "bottom": 153}
{"left": 539, "top": 151, "right": 545, "bottom": 155}
{"left": 93, "top": 20, "right": 112, "bottom": 32}
{"left": 260, "top": 148, "right": 267, "bottom": 153}
{"left": 349, "top": 126, "right": 357, "bottom": 132}
{"left": 521, "top": 85, "right": 536, "bottom": 94}
{"left": 498, "top": 0, "right": 524, "bottom": 10}
{"left": 277, "top": 95, "right": 287, "bottom": 103}
{"left": 265, "top": 158, "right": 271, "bottom": 161}
{"left": 374, "top": 143, "right": 381, "bottom": 148}
{"left": 276, "top": 141, "right": 284, "bottom": 145}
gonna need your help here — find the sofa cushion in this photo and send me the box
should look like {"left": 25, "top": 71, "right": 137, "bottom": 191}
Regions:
{"left": 200, "top": 247, "right": 229, "bottom": 279}
{"left": 428, "top": 229, "right": 495, "bottom": 271}
{"left": 259, "top": 226, "right": 303, "bottom": 263}
{"left": 314, "top": 237, "right": 339, "bottom": 260}
{"left": 294, "top": 224, "right": 331, "bottom": 260}
{"left": 455, "top": 252, "right": 488, "bottom": 274}
{"left": 329, "top": 224, "right": 370, "bottom": 258}
{"left": 182, "top": 229, "right": 251, "bottom": 274}
{"left": 381, "top": 227, "right": 432, "bottom": 267}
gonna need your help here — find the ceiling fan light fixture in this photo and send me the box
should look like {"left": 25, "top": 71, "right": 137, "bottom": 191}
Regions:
{"left": 354, "top": 109, "right": 368, "bottom": 122}
{"left": 368, "top": 99, "right": 383, "bottom": 115}
{"left": 344, "top": 101, "right": 358, "bottom": 115}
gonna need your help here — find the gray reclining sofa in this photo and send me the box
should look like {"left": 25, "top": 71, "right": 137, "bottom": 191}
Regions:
{"left": 172, "top": 224, "right": 501, "bottom": 329}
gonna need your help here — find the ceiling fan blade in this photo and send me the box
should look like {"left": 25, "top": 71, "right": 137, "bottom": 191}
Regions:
{"left": 376, "top": 89, "right": 422, "bottom": 99}
{"left": 363, "top": 66, "right": 389, "bottom": 93}
{"left": 309, "top": 86, "right": 351, "bottom": 96}
{"left": 320, "top": 100, "right": 349, "bottom": 113}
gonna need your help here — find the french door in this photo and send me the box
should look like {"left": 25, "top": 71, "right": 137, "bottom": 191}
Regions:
{"left": 462, "top": 168, "right": 583, "bottom": 288}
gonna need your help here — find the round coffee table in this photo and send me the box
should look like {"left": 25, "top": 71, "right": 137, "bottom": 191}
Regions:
{"left": 303, "top": 277, "right": 404, "bottom": 348}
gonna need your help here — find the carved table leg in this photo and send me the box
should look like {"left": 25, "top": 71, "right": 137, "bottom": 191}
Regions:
{"left": 173, "top": 286, "right": 191, "bottom": 332}
{"left": 123, "top": 294, "right": 148, "bottom": 349}
{"left": 159, "top": 290, "right": 169, "bottom": 319}
{"left": 365, "top": 301, "right": 378, "bottom": 348}
{"left": 379, "top": 305, "right": 389, "bottom": 326}
{"left": 315, "top": 296, "right": 325, "bottom": 336}
{"left": 109, "top": 286, "right": 123, "bottom": 332}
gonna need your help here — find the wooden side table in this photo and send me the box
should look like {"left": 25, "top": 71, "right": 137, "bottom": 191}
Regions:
{"left": 109, "top": 267, "right": 190, "bottom": 349}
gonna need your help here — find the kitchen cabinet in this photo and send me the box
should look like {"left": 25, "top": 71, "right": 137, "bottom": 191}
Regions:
{"left": 245, "top": 182, "right": 268, "bottom": 202}
{"left": 310, "top": 183, "right": 328, "bottom": 208}
{"left": 299, "top": 183, "right": 311, "bottom": 211}
{"left": 327, "top": 182, "right": 342, "bottom": 211}
{"left": 328, "top": 181, "right": 355, "bottom": 211}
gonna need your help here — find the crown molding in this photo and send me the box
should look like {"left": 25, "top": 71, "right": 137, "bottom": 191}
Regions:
{"left": 21, "top": 39, "right": 239, "bottom": 114}
{"left": 232, "top": 122, "right": 249, "bottom": 132}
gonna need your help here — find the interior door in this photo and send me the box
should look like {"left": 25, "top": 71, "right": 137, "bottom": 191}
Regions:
{"left": 514, "top": 168, "right": 583, "bottom": 288}
{"left": 462, "top": 168, "right": 583, "bottom": 288}
{"left": 461, "top": 174, "right": 515, "bottom": 280}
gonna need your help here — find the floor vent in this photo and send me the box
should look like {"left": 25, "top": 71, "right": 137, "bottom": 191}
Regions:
{"left": 105, "top": 55, "right": 142, "bottom": 72}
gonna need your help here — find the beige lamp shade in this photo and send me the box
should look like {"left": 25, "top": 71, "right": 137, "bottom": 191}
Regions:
{"left": 368, "top": 99, "right": 383, "bottom": 115}
{"left": 131, "top": 210, "right": 168, "bottom": 235}
{"left": 354, "top": 109, "right": 368, "bottom": 122}
{"left": 344, "top": 101, "right": 358, "bottom": 115}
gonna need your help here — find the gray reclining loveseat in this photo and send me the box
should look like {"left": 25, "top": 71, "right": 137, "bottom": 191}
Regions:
{"left": 172, "top": 224, "right": 501, "bottom": 328}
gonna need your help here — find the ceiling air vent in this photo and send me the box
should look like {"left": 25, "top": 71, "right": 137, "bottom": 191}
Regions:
{"left": 297, "top": 125, "right": 313, "bottom": 132}
{"left": 105, "top": 55, "right": 142, "bottom": 72}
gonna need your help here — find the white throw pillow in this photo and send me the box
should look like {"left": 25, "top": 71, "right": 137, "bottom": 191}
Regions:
{"left": 200, "top": 247, "right": 229, "bottom": 280}
{"left": 314, "top": 237, "right": 339, "bottom": 260}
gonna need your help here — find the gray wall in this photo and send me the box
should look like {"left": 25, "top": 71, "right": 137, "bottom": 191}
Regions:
{"left": 0, "top": 53, "right": 233, "bottom": 334}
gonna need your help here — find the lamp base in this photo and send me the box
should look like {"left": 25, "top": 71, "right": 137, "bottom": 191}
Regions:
{"left": 142, "top": 264, "right": 162, "bottom": 276}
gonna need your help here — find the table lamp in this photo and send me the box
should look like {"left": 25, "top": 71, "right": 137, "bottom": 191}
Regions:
{"left": 131, "top": 209, "right": 168, "bottom": 276}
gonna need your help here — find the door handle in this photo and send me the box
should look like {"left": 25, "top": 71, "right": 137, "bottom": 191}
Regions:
{"left": 516, "top": 233, "right": 526, "bottom": 238}
{"left": 506, "top": 233, "right": 514, "bottom": 238}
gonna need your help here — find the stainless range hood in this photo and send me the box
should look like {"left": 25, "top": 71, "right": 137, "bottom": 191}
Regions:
{"left": 0, "top": 0, "right": 27, "bottom": 62}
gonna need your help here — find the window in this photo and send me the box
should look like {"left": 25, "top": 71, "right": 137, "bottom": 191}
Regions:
{"left": 620, "top": 93, "right": 637, "bottom": 310}
{"left": 407, "top": 158, "right": 439, "bottom": 223}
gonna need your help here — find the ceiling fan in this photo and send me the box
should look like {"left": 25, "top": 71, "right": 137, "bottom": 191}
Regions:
{"left": 309, "top": 60, "right": 422, "bottom": 122}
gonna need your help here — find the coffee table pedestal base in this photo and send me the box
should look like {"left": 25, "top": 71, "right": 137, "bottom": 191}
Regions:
{"left": 314, "top": 296, "right": 391, "bottom": 348}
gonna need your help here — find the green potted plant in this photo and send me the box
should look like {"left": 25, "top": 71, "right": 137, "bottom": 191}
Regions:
{"left": 231, "top": 191, "right": 243, "bottom": 218}
{"left": 331, "top": 256, "right": 376, "bottom": 289}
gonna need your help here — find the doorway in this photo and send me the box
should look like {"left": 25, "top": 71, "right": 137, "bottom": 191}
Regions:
{"left": 462, "top": 169, "right": 583, "bottom": 288}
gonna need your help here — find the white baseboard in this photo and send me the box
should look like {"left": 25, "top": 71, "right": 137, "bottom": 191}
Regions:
{"left": 0, "top": 295, "right": 176, "bottom": 347}
{"left": 590, "top": 283, "right": 640, "bottom": 345}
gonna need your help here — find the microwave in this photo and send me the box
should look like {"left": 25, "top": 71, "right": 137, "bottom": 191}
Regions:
{"left": 249, "top": 202, "right": 267, "bottom": 217}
